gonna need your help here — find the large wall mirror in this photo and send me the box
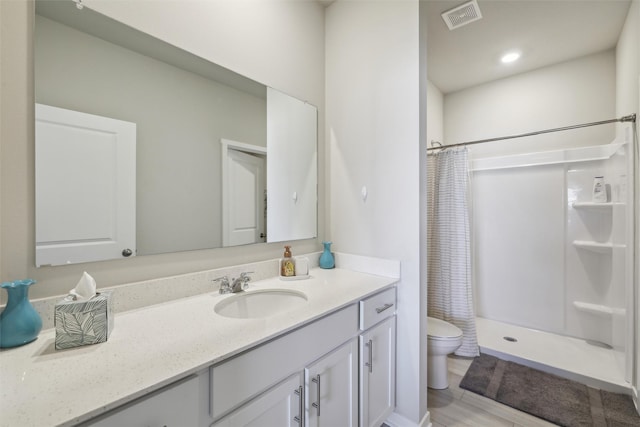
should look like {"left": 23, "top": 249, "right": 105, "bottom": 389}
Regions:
{"left": 34, "top": 1, "right": 317, "bottom": 267}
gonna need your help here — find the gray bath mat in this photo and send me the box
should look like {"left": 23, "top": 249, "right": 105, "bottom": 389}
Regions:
{"left": 459, "top": 354, "right": 640, "bottom": 426}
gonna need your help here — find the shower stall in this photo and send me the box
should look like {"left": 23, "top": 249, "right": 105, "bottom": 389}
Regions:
{"left": 460, "top": 119, "right": 636, "bottom": 393}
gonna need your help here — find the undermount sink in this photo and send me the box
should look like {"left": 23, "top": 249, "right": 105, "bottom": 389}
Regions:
{"left": 214, "top": 289, "right": 308, "bottom": 319}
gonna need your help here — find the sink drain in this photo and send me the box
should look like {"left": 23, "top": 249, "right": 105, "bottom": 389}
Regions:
{"left": 503, "top": 336, "right": 518, "bottom": 342}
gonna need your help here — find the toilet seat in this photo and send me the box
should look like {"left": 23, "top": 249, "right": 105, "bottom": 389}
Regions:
{"left": 427, "top": 317, "right": 463, "bottom": 340}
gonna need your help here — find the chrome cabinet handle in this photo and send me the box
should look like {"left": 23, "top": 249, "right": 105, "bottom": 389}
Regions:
{"left": 311, "top": 374, "right": 321, "bottom": 416}
{"left": 294, "top": 385, "right": 304, "bottom": 426}
{"left": 365, "top": 339, "right": 373, "bottom": 373}
{"left": 375, "top": 303, "right": 394, "bottom": 314}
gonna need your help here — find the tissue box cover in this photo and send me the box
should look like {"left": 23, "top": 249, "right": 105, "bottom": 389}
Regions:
{"left": 54, "top": 291, "right": 113, "bottom": 350}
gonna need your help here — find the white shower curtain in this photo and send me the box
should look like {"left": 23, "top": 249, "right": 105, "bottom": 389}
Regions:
{"left": 427, "top": 147, "right": 479, "bottom": 357}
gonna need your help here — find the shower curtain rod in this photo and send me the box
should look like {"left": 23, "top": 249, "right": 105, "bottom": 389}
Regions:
{"left": 427, "top": 113, "right": 636, "bottom": 151}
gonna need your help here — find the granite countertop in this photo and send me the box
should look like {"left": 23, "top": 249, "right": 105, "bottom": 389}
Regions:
{"left": 0, "top": 267, "right": 398, "bottom": 427}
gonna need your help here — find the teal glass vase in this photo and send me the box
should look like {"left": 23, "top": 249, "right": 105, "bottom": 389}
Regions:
{"left": 319, "top": 241, "right": 335, "bottom": 269}
{"left": 0, "top": 279, "right": 42, "bottom": 348}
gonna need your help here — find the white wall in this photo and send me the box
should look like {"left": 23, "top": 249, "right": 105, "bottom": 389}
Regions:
{"left": 427, "top": 80, "right": 443, "bottom": 147}
{"left": 325, "top": 1, "right": 426, "bottom": 425}
{"left": 473, "top": 164, "right": 566, "bottom": 332}
{"left": 616, "top": 0, "right": 640, "bottom": 124}
{"left": 444, "top": 50, "right": 617, "bottom": 158}
{"left": 0, "top": 0, "right": 325, "bottom": 300}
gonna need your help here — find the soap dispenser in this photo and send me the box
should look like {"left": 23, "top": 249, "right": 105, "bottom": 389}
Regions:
{"left": 281, "top": 246, "right": 296, "bottom": 277}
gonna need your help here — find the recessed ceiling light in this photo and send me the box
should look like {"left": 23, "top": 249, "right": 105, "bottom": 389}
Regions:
{"left": 501, "top": 51, "right": 521, "bottom": 64}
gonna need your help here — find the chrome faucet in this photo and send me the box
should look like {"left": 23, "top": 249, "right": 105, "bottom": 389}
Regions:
{"left": 214, "top": 272, "right": 253, "bottom": 294}
{"left": 230, "top": 271, "right": 253, "bottom": 293}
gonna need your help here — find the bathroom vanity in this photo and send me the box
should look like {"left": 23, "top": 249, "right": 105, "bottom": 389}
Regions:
{"left": 0, "top": 266, "right": 397, "bottom": 427}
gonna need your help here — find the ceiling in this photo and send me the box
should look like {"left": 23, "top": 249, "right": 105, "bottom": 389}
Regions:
{"left": 427, "top": 0, "right": 632, "bottom": 94}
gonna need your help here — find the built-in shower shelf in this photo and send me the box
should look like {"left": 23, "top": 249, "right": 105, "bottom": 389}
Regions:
{"left": 572, "top": 240, "right": 625, "bottom": 254}
{"left": 573, "top": 301, "right": 625, "bottom": 318}
{"left": 572, "top": 202, "right": 624, "bottom": 210}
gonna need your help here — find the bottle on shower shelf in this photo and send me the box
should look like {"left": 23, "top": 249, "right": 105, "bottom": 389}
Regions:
{"left": 592, "top": 176, "right": 607, "bottom": 203}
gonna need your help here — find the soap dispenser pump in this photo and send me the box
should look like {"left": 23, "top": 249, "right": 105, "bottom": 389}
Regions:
{"left": 281, "top": 246, "right": 295, "bottom": 277}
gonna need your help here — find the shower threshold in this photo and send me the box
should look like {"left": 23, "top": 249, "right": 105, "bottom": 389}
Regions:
{"left": 475, "top": 317, "right": 630, "bottom": 394}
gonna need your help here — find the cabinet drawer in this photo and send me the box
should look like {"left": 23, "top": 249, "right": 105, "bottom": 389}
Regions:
{"left": 359, "top": 287, "right": 396, "bottom": 330}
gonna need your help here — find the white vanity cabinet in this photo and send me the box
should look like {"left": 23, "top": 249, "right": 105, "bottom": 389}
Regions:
{"left": 213, "top": 338, "right": 358, "bottom": 427}
{"left": 210, "top": 304, "right": 359, "bottom": 426}
{"left": 81, "top": 286, "right": 395, "bottom": 427}
{"left": 359, "top": 288, "right": 397, "bottom": 427}
{"left": 212, "top": 287, "right": 396, "bottom": 427}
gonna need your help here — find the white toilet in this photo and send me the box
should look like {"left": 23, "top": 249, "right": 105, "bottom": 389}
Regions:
{"left": 427, "top": 316, "right": 463, "bottom": 389}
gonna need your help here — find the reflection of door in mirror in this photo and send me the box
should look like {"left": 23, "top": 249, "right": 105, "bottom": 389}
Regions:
{"left": 221, "top": 140, "right": 267, "bottom": 247}
{"left": 35, "top": 104, "right": 136, "bottom": 266}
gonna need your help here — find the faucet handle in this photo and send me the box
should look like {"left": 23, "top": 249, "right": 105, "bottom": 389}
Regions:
{"left": 213, "top": 276, "right": 231, "bottom": 294}
{"left": 238, "top": 271, "right": 253, "bottom": 290}
{"left": 239, "top": 271, "right": 254, "bottom": 280}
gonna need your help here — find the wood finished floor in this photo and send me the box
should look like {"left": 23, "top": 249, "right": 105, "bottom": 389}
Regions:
{"left": 427, "top": 356, "right": 558, "bottom": 427}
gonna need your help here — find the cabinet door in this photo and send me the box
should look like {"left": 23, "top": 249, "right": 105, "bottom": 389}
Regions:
{"left": 360, "top": 317, "right": 396, "bottom": 427}
{"left": 213, "top": 372, "right": 304, "bottom": 427}
{"left": 305, "top": 339, "right": 358, "bottom": 427}
{"left": 87, "top": 376, "right": 200, "bottom": 427}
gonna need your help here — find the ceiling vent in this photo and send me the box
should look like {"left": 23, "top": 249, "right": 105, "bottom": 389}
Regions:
{"left": 441, "top": 0, "right": 483, "bottom": 31}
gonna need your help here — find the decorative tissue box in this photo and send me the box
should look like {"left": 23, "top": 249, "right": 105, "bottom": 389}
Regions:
{"left": 54, "top": 291, "right": 113, "bottom": 350}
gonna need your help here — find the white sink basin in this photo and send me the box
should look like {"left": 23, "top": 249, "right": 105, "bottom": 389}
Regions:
{"left": 214, "top": 289, "right": 308, "bottom": 319}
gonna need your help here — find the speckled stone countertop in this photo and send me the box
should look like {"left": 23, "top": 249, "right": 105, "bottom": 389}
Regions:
{"left": 0, "top": 266, "right": 398, "bottom": 427}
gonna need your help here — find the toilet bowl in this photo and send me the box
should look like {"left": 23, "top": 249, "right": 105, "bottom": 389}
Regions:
{"left": 427, "top": 316, "right": 463, "bottom": 389}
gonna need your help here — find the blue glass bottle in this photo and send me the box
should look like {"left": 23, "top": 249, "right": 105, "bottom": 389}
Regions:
{"left": 0, "top": 279, "right": 42, "bottom": 348}
{"left": 319, "top": 241, "right": 335, "bottom": 269}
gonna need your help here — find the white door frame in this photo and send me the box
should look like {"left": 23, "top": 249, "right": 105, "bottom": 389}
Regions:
{"left": 221, "top": 138, "right": 267, "bottom": 247}
{"left": 633, "top": 78, "right": 640, "bottom": 411}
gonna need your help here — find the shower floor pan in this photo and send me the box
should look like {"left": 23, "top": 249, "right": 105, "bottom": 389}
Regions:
{"left": 475, "top": 317, "right": 629, "bottom": 394}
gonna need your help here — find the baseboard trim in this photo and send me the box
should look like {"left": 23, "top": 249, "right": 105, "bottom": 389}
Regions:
{"left": 385, "top": 410, "right": 431, "bottom": 427}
